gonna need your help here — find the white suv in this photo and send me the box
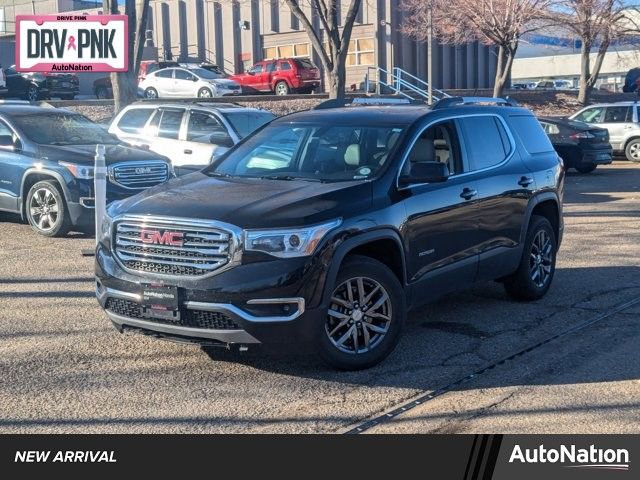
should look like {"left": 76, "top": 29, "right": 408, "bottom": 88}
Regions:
{"left": 139, "top": 67, "right": 242, "bottom": 99}
{"left": 570, "top": 102, "right": 640, "bottom": 162}
{"left": 109, "top": 102, "right": 275, "bottom": 174}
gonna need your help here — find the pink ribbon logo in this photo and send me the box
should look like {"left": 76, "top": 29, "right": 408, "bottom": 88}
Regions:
{"left": 67, "top": 36, "right": 77, "bottom": 51}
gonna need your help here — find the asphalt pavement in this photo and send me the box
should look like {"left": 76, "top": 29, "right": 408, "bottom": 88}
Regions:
{"left": 0, "top": 161, "right": 638, "bottom": 433}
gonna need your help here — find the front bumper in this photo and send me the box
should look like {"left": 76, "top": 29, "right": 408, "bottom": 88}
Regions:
{"left": 95, "top": 244, "right": 330, "bottom": 350}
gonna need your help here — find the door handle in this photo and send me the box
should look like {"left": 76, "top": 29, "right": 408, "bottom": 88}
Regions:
{"left": 518, "top": 176, "right": 534, "bottom": 187}
{"left": 460, "top": 187, "right": 477, "bottom": 200}
{"left": 184, "top": 149, "right": 192, "bottom": 154}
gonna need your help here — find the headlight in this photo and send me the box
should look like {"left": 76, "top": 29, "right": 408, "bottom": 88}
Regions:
{"left": 60, "top": 161, "right": 94, "bottom": 179}
{"left": 244, "top": 219, "right": 341, "bottom": 258}
{"left": 99, "top": 209, "right": 113, "bottom": 244}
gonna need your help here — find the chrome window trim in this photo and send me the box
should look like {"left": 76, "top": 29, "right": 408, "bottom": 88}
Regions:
{"left": 396, "top": 113, "right": 517, "bottom": 191}
{"left": 110, "top": 214, "right": 243, "bottom": 280}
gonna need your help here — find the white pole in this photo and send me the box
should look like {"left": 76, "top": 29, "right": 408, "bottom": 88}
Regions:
{"left": 94, "top": 144, "right": 107, "bottom": 246}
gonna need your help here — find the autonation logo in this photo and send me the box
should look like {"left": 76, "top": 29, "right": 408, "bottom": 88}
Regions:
{"left": 509, "top": 444, "right": 630, "bottom": 471}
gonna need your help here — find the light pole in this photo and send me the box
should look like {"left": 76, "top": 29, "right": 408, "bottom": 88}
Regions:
{"left": 427, "top": 4, "right": 433, "bottom": 105}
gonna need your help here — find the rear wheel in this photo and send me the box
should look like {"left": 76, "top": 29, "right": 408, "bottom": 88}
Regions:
{"left": 575, "top": 162, "right": 597, "bottom": 174}
{"left": 275, "top": 81, "right": 290, "bottom": 96}
{"left": 25, "top": 180, "right": 71, "bottom": 237}
{"left": 318, "top": 255, "right": 405, "bottom": 370}
{"left": 503, "top": 215, "right": 556, "bottom": 301}
{"left": 144, "top": 87, "right": 158, "bottom": 99}
{"left": 625, "top": 139, "right": 640, "bottom": 162}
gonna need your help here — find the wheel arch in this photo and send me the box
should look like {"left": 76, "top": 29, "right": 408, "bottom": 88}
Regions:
{"left": 20, "top": 169, "right": 69, "bottom": 220}
{"left": 522, "top": 193, "right": 561, "bottom": 247}
{"left": 623, "top": 135, "right": 640, "bottom": 150}
{"left": 321, "top": 229, "right": 407, "bottom": 306}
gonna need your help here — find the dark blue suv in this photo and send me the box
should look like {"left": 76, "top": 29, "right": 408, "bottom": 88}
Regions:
{"left": 0, "top": 103, "right": 173, "bottom": 236}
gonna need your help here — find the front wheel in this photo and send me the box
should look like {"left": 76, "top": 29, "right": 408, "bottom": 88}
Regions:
{"left": 503, "top": 215, "right": 557, "bottom": 301}
{"left": 25, "top": 84, "right": 39, "bottom": 102}
{"left": 198, "top": 87, "right": 213, "bottom": 98}
{"left": 25, "top": 180, "right": 71, "bottom": 237}
{"left": 274, "top": 81, "right": 290, "bottom": 96}
{"left": 318, "top": 255, "right": 405, "bottom": 370}
{"left": 575, "top": 162, "right": 597, "bottom": 174}
{"left": 625, "top": 139, "right": 640, "bottom": 162}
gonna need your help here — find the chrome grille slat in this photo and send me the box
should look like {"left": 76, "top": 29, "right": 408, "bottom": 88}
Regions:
{"left": 113, "top": 219, "right": 236, "bottom": 278}
{"left": 109, "top": 161, "right": 169, "bottom": 189}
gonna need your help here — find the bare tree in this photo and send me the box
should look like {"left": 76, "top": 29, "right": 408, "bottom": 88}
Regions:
{"left": 102, "top": 0, "right": 150, "bottom": 112}
{"left": 557, "top": 1, "right": 638, "bottom": 105}
{"left": 282, "top": 0, "right": 362, "bottom": 99}
{"left": 401, "top": 0, "right": 551, "bottom": 98}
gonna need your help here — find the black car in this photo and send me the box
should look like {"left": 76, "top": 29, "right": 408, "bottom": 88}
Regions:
{"left": 96, "top": 97, "right": 564, "bottom": 370}
{"left": 44, "top": 72, "right": 80, "bottom": 100}
{"left": 0, "top": 103, "right": 173, "bottom": 236}
{"left": 538, "top": 116, "right": 612, "bottom": 173}
{"left": 1, "top": 66, "right": 49, "bottom": 101}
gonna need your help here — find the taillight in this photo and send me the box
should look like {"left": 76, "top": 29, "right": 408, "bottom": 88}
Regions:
{"left": 570, "top": 131, "right": 595, "bottom": 140}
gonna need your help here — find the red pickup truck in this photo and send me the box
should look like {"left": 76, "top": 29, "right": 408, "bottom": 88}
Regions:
{"left": 229, "top": 58, "right": 321, "bottom": 95}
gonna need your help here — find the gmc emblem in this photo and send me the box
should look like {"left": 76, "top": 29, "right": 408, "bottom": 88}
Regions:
{"left": 135, "top": 167, "right": 152, "bottom": 175}
{"left": 140, "top": 229, "right": 184, "bottom": 247}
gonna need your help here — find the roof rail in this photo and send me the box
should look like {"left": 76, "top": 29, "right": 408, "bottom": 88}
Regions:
{"left": 432, "top": 96, "right": 519, "bottom": 110}
{"left": 135, "top": 98, "right": 242, "bottom": 108}
{"left": 313, "top": 96, "right": 424, "bottom": 110}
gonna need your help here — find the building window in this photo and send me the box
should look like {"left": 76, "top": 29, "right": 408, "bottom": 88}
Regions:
{"left": 345, "top": 38, "right": 375, "bottom": 67}
{"left": 264, "top": 43, "right": 310, "bottom": 60}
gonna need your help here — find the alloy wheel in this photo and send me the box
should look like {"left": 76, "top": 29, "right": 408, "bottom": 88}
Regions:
{"left": 27, "top": 86, "right": 38, "bottom": 102}
{"left": 629, "top": 142, "right": 640, "bottom": 161}
{"left": 276, "top": 83, "right": 288, "bottom": 95}
{"left": 529, "top": 230, "right": 553, "bottom": 288}
{"left": 199, "top": 88, "right": 212, "bottom": 98}
{"left": 145, "top": 88, "right": 157, "bottom": 99}
{"left": 325, "top": 276, "right": 392, "bottom": 354}
{"left": 29, "top": 187, "right": 59, "bottom": 232}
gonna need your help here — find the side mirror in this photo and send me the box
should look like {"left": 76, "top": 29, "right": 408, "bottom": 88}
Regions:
{"left": 209, "top": 132, "right": 234, "bottom": 148}
{"left": 0, "top": 135, "right": 20, "bottom": 152}
{"left": 192, "top": 76, "right": 198, "bottom": 82}
{"left": 247, "top": 70, "right": 255, "bottom": 76}
{"left": 399, "top": 161, "right": 449, "bottom": 186}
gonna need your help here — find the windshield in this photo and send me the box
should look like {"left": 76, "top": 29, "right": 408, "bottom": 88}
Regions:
{"left": 222, "top": 111, "right": 275, "bottom": 138}
{"left": 192, "top": 68, "right": 223, "bottom": 79}
{"left": 208, "top": 123, "right": 405, "bottom": 182}
{"left": 13, "top": 113, "right": 119, "bottom": 145}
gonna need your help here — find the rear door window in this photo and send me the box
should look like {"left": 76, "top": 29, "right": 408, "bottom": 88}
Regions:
{"left": 509, "top": 115, "right": 555, "bottom": 154}
{"left": 117, "top": 108, "right": 154, "bottom": 134}
{"left": 458, "top": 116, "right": 511, "bottom": 171}
{"left": 603, "top": 106, "right": 631, "bottom": 123}
{"left": 156, "top": 69, "right": 174, "bottom": 79}
{"left": 157, "top": 109, "right": 185, "bottom": 139}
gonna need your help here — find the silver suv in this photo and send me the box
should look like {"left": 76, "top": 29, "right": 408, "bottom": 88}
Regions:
{"left": 570, "top": 101, "right": 640, "bottom": 162}
{"left": 109, "top": 102, "right": 275, "bottom": 175}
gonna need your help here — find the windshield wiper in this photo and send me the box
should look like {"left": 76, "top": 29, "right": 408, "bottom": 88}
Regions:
{"left": 207, "top": 171, "right": 234, "bottom": 178}
{"left": 260, "top": 175, "right": 320, "bottom": 182}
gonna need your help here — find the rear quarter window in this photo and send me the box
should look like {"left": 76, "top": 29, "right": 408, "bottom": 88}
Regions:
{"left": 117, "top": 108, "right": 154, "bottom": 133}
{"left": 509, "top": 115, "right": 555, "bottom": 154}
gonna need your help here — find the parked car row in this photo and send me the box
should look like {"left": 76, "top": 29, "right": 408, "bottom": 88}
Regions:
{"left": 0, "top": 65, "right": 79, "bottom": 101}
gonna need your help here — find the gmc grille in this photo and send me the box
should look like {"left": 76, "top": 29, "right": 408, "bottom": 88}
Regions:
{"left": 113, "top": 220, "right": 235, "bottom": 278}
{"left": 109, "top": 161, "right": 169, "bottom": 189}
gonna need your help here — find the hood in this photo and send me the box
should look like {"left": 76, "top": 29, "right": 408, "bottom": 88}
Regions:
{"left": 109, "top": 172, "right": 373, "bottom": 229}
{"left": 38, "top": 144, "right": 168, "bottom": 166}
{"left": 209, "top": 78, "right": 240, "bottom": 88}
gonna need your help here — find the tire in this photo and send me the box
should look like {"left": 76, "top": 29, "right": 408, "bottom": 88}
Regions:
{"left": 575, "top": 162, "right": 597, "bottom": 174}
{"left": 60, "top": 94, "right": 75, "bottom": 100}
{"left": 274, "top": 81, "right": 290, "bottom": 96}
{"left": 25, "top": 180, "right": 71, "bottom": 237}
{"left": 95, "top": 87, "right": 111, "bottom": 99}
{"left": 144, "top": 87, "right": 158, "bottom": 99}
{"left": 198, "top": 87, "right": 213, "bottom": 98}
{"left": 25, "top": 84, "right": 39, "bottom": 102}
{"left": 503, "top": 215, "right": 557, "bottom": 301}
{"left": 318, "top": 255, "right": 405, "bottom": 370}
{"left": 624, "top": 138, "right": 640, "bottom": 162}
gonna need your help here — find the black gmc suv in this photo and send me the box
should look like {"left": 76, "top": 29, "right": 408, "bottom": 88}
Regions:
{"left": 0, "top": 103, "right": 173, "bottom": 236}
{"left": 96, "top": 97, "right": 564, "bottom": 370}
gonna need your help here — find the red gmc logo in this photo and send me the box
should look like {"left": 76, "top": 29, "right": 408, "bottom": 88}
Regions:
{"left": 140, "top": 229, "right": 184, "bottom": 247}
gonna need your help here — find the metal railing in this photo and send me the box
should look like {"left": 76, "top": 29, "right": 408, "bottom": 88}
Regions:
{"left": 364, "top": 66, "right": 450, "bottom": 103}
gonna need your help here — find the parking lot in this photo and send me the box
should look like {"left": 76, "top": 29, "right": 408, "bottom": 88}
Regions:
{"left": 0, "top": 161, "right": 638, "bottom": 433}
